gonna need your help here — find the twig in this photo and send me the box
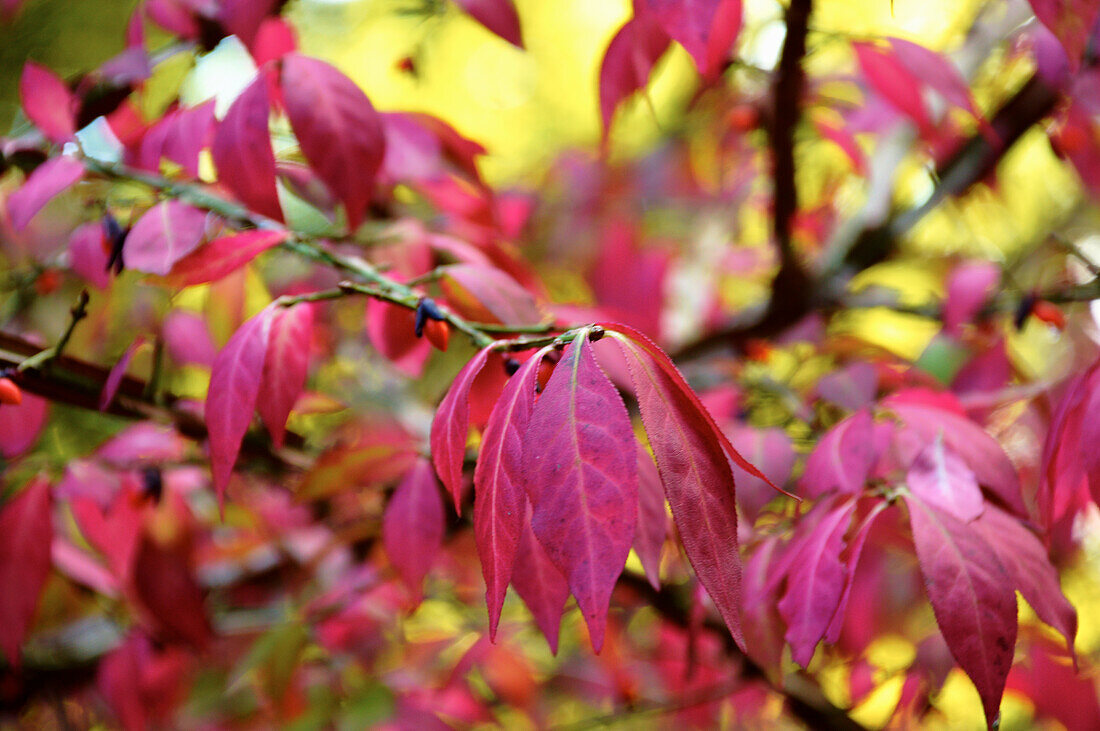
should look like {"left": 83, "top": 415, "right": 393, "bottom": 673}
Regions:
{"left": 16, "top": 290, "right": 90, "bottom": 374}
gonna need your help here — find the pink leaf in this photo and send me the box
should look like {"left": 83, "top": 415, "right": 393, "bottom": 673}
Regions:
{"left": 599, "top": 15, "right": 671, "bottom": 137}
{"left": 52, "top": 538, "right": 118, "bottom": 597}
{"left": 852, "top": 42, "right": 932, "bottom": 137}
{"left": 609, "top": 328, "right": 744, "bottom": 647}
{"left": 431, "top": 345, "right": 495, "bottom": 513}
{"left": 205, "top": 306, "right": 274, "bottom": 508}
{"left": 825, "top": 500, "right": 889, "bottom": 643}
{"left": 634, "top": 448, "right": 667, "bottom": 589}
{"left": 217, "top": 0, "right": 278, "bottom": 48}
{"left": 907, "top": 435, "right": 984, "bottom": 522}
{"left": 778, "top": 497, "right": 857, "bottom": 667}
{"left": 440, "top": 264, "right": 542, "bottom": 326}
{"left": 124, "top": 201, "right": 209, "bottom": 275}
{"left": 251, "top": 17, "right": 297, "bottom": 66}
{"left": 212, "top": 76, "right": 283, "bottom": 221}
{"left": 801, "top": 408, "right": 876, "bottom": 497}
{"left": 887, "top": 38, "right": 988, "bottom": 123}
{"left": 1027, "top": 0, "right": 1100, "bottom": 72}
{"left": 727, "top": 425, "right": 795, "bottom": 522}
{"left": 281, "top": 54, "right": 385, "bottom": 231}
{"left": 139, "top": 101, "right": 215, "bottom": 178}
{"left": 0, "top": 476, "right": 52, "bottom": 667}
{"left": 907, "top": 495, "right": 1016, "bottom": 729}
{"left": 97, "top": 423, "right": 188, "bottom": 467}
{"left": 382, "top": 458, "right": 445, "bottom": 603}
{"left": 972, "top": 505, "right": 1077, "bottom": 657}
{"left": 510, "top": 502, "right": 570, "bottom": 654}
{"left": 816, "top": 361, "right": 878, "bottom": 410}
{"left": 944, "top": 261, "right": 1000, "bottom": 335}
{"left": 100, "top": 337, "right": 147, "bottom": 410}
{"left": 0, "top": 392, "right": 48, "bottom": 459}
{"left": 68, "top": 222, "right": 111, "bottom": 289}
{"left": 162, "top": 311, "right": 217, "bottom": 367}
{"left": 19, "top": 62, "right": 75, "bottom": 143}
{"left": 474, "top": 346, "right": 551, "bottom": 636}
{"left": 637, "top": 0, "right": 742, "bottom": 79}
{"left": 258, "top": 303, "right": 313, "bottom": 448}
{"left": 7, "top": 156, "right": 84, "bottom": 231}
{"left": 166, "top": 229, "right": 288, "bottom": 287}
{"left": 453, "top": 0, "right": 523, "bottom": 47}
{"left": 524, "top": 332, "right": 637, "bottom": 653}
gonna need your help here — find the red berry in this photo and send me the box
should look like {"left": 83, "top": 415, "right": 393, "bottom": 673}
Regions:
{"left": 424, "top": 318, "right": 450, "bottom": 351}
{"left": 0, "top": 377, "right": 22, "bottom": 406}
{"left": 1031, "top": 300, "right": 1066, "bottom": 330}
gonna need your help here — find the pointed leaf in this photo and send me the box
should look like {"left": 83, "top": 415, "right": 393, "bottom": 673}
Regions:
{"left": 19, "top": 62, "right": 75, "bottom": 143}
{"left": 432, "top": 345, "right": 495, "bottom": 512}
{"left": 907, "top": 435, "right": 984, "bottom": 522}
{"left": 440, "top": 264, "right": 542, "bottom": 326}
{"left": 212, "top": 76, "right": 283, "bottom": 221}
{"left": 0, "top": 476, "right": 52, "bottom": 667}
{"left": 132, "top": 529, "right": 213, "bottom": 649}
{"left": 124, "top": 201, "right": 209, "bottom": 275}
{"left": 205, "top": 306, "right": 274, "bottom": 507}
{"left": 281, "top": 54, "right": 385, "bottom": 230}
{"left": 100, "top": 337, "right": 148, "bottom": 410}
{"left": 634, "top": 448, "right": 667, "bottom": 589}
{"left": 8, "top": 156, "right": 84, "bottom": 231}
{"left": 853, "top": 42, "right": 932, "bottom": 137}
{"left": 382, "top": 458, "right": 445, "bottom": 603}
{"left": 599, "top": 16, "right": 671, "bottom": 136}
{"left": 907, "top": 494, "right": 1016, "bottom": 729}
{"left": 453, "top": 0, "right": 524, "bottom": 47}
{"left": 637, "top": 0, "right": 742, "bottom": 79}
{"left": 68, "top": 222, "right": 111, "bottom": 289}
{"left": 1027, "top": 0, "right": 1100, "bottom": 71}
{"left": 0, "top": 392, "right": 48, "bottom": 459}
{"left": 801, "top": 408, "right": 876, "bottom": 497}
{"left": 825, "top": 499, "right": 889, "bottom": 643}
{"left": 258, "top": 303, "right": 313, "bottom": 448}
{"left": 474, "top": 347, "right": 550, "bottom": 637}
{"left": 525, "top": 332, "right": 637, "bottom": 652}
{"left": 510, "top": 502, "right": 570, "bottom": 654}
{"left": 166, "top": 229, "right": 288, "bottom": 287}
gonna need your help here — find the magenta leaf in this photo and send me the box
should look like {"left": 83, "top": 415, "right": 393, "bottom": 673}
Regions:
{"left": 636, "top": 0, "right": 742, "bottom": 79}
{"left": 510, "top": 502, "right": 570, "bottom": 654}
{"left": 634, "top": 448, "right": 667, "bottom": 590}
{"left": 1027, "top": 0, "right": 1100, "bottom": 72}
{"left": 124, "top": 201, "right": 210, "bottom": 275}
{"left": 474, "top": 346, "right": 550, "bottom": 638}
{"left": 212, "top": 76, "right": 283, "bottom": 221}
{"left": 8, "top": 156, "right": 84, "bottom": 231}
{"left": 382, "top": 458, "right": 445, "bottom": 604}
{"left": 100, "top": 337, "right": 147, "bottom": 411}
{"left": 19, "top": 62, "right": 75, "bottom": 143}
{"left": 139, "top": 101, "right": 215, "bottom": 179}
{"left": 68, "top": 222, "right": 111, "bottom": 289}
{"left": 852, "top": 42, "right": 932, "bottom": 137}
{"left": 0, "top": 392, "right": 48, "bottom": 459}
{"left": 453, "top": 0, "right": 523, "bottom": 47}
{"left": 825, "top": 499, "right": 889, "bottom": 643}
{"left": 281, "top": 54, "right": 385, "bottom": 231}
{"left": 944, "top": 261, "right": 1000, "bottom": 335}
{"left": 778, "top": 497, "right": 857, "bottom": 667}
{"left": 599, "top": 15, "right": 671, "bottom": 137}
{"left": 727, "top": 425, "right": 795, "bottom": 522}
{"left": 887, "top": 38, "right": 989, "bottom": 128}
{"left": 907, "top": 494, "right": 1016, "bottom": 729}
{"left": 167, "top": 229, "right": 288, "bottom": 287}
{"left": 257, "top": 303, "right": 313, "bottom": 449}
{"left": 525, "top": 331, "right": 637, "bottom": 653}
{"left": 205, "top": 306, "right": 275, "bottom": 508}
{"left": 800, "top": 408, "right": 876, "bottom": 497}
{"left": 972, "top": 505, "right": 1077, "bottom": 657}
{"left": 0, "top": 476, "right": 52, "bottom": 667}
{"left": 97, "top": 423, "right": 188, "bottom": 467}
{"left": 907, "top": 434, "right": 984, "bottom": 523}
{"left": 431, "top": 345, "right": 495, "bottom": 513}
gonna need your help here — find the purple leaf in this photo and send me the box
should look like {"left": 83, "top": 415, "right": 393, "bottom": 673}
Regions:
{"left": 124, "top": 201, "right": 210, "bottom": 275}
{"left": 907, "top": 435, "right": 984, "bottom": 522}
{"left": 510, "top": 502, "right": 570, "bottom": 654}
{"left": 800, "top": 408, "right": 876, "bottom": 497}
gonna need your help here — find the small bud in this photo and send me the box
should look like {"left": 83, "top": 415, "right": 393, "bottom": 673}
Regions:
{"left": 503, "top": 357, "right": 521, "bottom": 376}
{"left": 588, "top": 325, "right": 605, "bottom": 342}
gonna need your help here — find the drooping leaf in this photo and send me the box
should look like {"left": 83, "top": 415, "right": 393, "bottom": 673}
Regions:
{"left": 382, "top": 458, "right": 445, "bottom": 604}
{"left": 598, "top": 15, "right": 671, "bottom": 137}
{"left": 1027, "top": 0, "right": 1100, "bottom": 72}
{"left": 0, "top": 476, "right": 52, "bottom": 667}
{"left": 132, "top": 528, "right": 213, "bottom": 649}
{"left": 206, "top": 306, "right": 274, "bottom": 507}
{"left": 474, "top": 346, "right": 552, "bottom": 636}
{"left": 852, "top": 42, "right": 932, "bottom": 137}
{"left": 524, "top": 332, "right": 637, "bottom": 652}
{"left": 452, "top": 0, "right": 524, "bottom": 47}
{"left": 166, "top": 229, "right": 288, "bottom": 287}
{"left": 824, "top": 499, "right": 889, "bottom": 643}
{"left": 100, "top": 337, "right": 148, "bottom": 410}
{"left": 431, "top": 345, "right": 495, "bottom": 512}
{"left": 138, "top": 101, "right": 215, "bottom": 179}
{"left": 124, "top": 201, "right": 210, "bottom": 275}
{"left": 19, "top": 61, "right": 76, "bottom": 143}
{"left": 510, "top": 502, "right": 570, "bottom": 654}
{"left": 943, "top": 261, "right": 1000, "bottom": 336}
{"left": 727, "top": 425, "right": 795, "bottom": 522}
{"left": 778, "top": 497, "right": 857, "bottom": 667}
{"left": 281, "top": 54, "right": 385, "bottom": 231}
{"left": 906, "top": 434, "right": 984, "bottom": 522}
{"left": 636, "top": 0, "right": 742, "bottom": 79}
{"left": 68, "top": 222, "right": 111, "bottom": 289}
{"left": 257, "top": 303, "right": 313, "bottom": 448}
{"left": 634, "top": 447, "right": 667, "bottom": 589}
{"left": 907, "top": 494, "right": 1016, "bottom": 729}
{"left": 801, "top": 408, "right": 876, "bottom": 497}
{"left": 440, "top": 264, "right": 542, "bottom": 326}
{"left": 0, "top": 392, "right": 48, "bottom": 459}
{"left": 212, "top": 76, "right": 283, "bottom": 221}
{"left": 7, "top": 156, "right": 85, "bottom": 231}
{"left": 297, "top": 420, "right": 419, "bottom": 499}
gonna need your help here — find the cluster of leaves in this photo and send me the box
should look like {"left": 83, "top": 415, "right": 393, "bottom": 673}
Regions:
{"left": 2, "top": 0, "right": 1100, "bottom": 728}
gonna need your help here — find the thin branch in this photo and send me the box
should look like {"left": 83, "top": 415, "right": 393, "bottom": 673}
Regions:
{"left": 15, "top": 290, "right": 90, "bottom": 374}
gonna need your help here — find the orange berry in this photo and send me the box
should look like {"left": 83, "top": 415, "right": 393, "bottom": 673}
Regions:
{"left": 423, "top": 318, "right": 450, "bottom": 351}
{"left": 34, "top": 269, "right": 60, "bottom": 295}
{"left": 0, "top": 377, "right": 22, "bottom": 406}
{"left": 726, "top": 104, "right": 758, "bottom": 132}
{"left": 1031, "top": 300, "right": 1066, "bottom": 330}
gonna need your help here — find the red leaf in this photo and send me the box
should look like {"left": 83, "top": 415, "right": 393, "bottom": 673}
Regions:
{"left": 217, "top": 0, "right": 278, "bottom": 48}
{"left": 365, "top": 298, "right": 431, "bottom": 377}
{"left": 166, "top": 229, "right": 287, "bottom": 287}
{"left": 0, "top": 391, "right": 48, "bottom": 459}
{"left": 257, "top": 303, "right": 313, "bottom": 448}
{"left": 163, "top": 310, "right": 217, "bottom": 367}
{"left": 68, "top": 222, "right": 111, "bottom": 289}
{"left": 972, "top": 505, "right": 1077, "bottom": 657}
{"left": 7, "top": 156, "right": 84, "bottom": 231}
{"left": 0, "top": 476, "right": 52, "bottom": 667}
{"left": 205, "top": 306, "right": 274, "bottom": 508}
{"left": 440, "top": 264, "right": 542, "bottom": 326}
{"left": 824, "top": 499, "right": 889, "bottom": 643}
{"left": 100, "top": 337, "right": 147, "bottom": 410}
{"left": 19, "top": 62, "right": 75, "bottom": 143}
{"left": 281, "top": 54, "right": 385, "bottom": 231}
{"left": 907, "top": 495, "right": 1016, "bottom": 729}
{"left": 382, "top": 458, "right": 445, "bottom": 603}
{"left": 852, "top": 42, "right": 932, "bottom": 137}
{"left": 432, "top": 345, "right": 495, "bottom": 512}
{"left": 637, "top": 0, "right": 742, "bottom": 79}
{"left": 212, "top": 76, "right": 283, "bottom": 221}
{"left": 634, "top": 448, "right": 667, "bottom": 589}
{"left": 524, "top": 332, "right": 637, "bottom": 653}
{"left": 608, "top": 329, "right": 744, "bottom": 647}
{"left": 598, "top": 15, "right": 671, "bottom": 137}
{"left": 297, "top": 420, "right": 419, "bottom": 499}
{"left": 887, "top": 38, "right": 991, "bottom": 136}
{"left": 124, "top": 201, "right": 210, "bottom": 275}
{"left": 907, "top": 435, "right": 984, "bottom": 522}
{"left": 1027, "top": 0, "right": 1100, "bottom": 72}
{"left": 138, "top": 101, "right": 215, "bottom": 179}
{"left": 801, "top": 408, "right": 876, "bottom": 497}
{"left": 510, "top": 502, "right": 570, "bottom": 654}
{"left": 251, "top": 17, "right": 298, "bottom": 66}
{"left": 1007, "top": 637, "right": 1100, "bottom": 730}
{"left": 727, "top": 425, "right": 795, "bottom": 522}
{"left": 474, "top": 346, "right": 551, "bottom": 637}
{"left": 132, "top": 529, "right": 213, "bottom": 649}
{"left": 453, "top": 0, "right": 524, "bottom": 48}
{"left": 778, "top": 497, "right": 857, "bottom": 667}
